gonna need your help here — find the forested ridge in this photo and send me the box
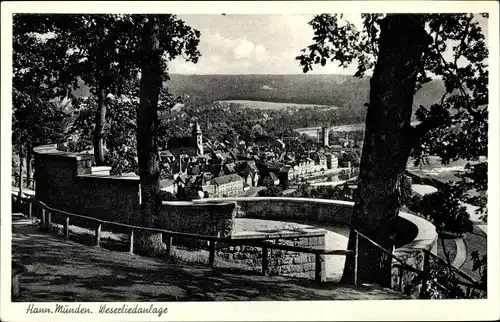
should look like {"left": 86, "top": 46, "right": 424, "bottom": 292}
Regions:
{"left": 72, "top": 74, "right": 446, "bottom": 119}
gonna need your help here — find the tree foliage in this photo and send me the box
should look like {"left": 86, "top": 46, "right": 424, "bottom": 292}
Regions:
{"left": 420, "top": 186, "right": 474, "bottom": 235}
{"left": 289, "top": 182, "right": 354, "bottom": 201}
{"left": 257, "top": 185, "right": 284, "bottom": 197}
{"left": 297, "top": 13, "right": 488, "bottom": 216}
{"left": 12, "top": 15, "right": 71, "bottom": 189}
{"left": 13, "top": 14, "right": 201, "bottom": 167}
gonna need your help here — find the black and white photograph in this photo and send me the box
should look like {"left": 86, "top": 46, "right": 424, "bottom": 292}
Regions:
{"left": 1, "top": 1, "right": 499, "bottom": 321}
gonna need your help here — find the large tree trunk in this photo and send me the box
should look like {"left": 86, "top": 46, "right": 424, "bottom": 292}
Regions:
{"left": 341, "top": 14, "right": 429, "bottom": 287}
{"left": 18, "top": 149, "right": 24, "bottom": 196}
{"left": 136, "top": 16, "right": 164, "bottom": 252}
{"left": 93, "top": 26, "right": 107, "bottom": 166}
{"left": 93, "top": 84, "right": 107, "bottom": 165}
{"left": 26, "top": 150, "right": 32, "bottom": 190}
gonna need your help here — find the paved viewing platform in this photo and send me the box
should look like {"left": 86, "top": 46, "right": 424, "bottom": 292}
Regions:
{"left": 12, "top": 223, "right": 407, "bottom": 301}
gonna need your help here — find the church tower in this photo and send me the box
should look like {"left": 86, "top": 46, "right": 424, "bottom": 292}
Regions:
{"left": 321, "top": 127, "right": 329, "bottom": 147}
{"left": 192, "top": 119, "right": 204, "bottom": 156}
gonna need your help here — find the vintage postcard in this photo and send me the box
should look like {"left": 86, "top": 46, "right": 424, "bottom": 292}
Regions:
{"left": 1, "top": 1, "right": 499, "bottom": 321}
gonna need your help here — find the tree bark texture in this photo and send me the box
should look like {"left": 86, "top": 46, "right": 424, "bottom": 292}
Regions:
{"left": 26, "top": 150, "right": 32, "bottom": 189}
{"left": 341, "top": 14, "right": 430, "bottom": 287}
{"left": 93, "top": 84, "right": 107, "bottom": 165}
{"left": 18, "top": 149, "right": 24, "bottom": 197}
{"left": 136, "top": 16, "right": 164, "bottom": 252}
{"left": 93, "top": 26, "right": 107, "bottom": 166}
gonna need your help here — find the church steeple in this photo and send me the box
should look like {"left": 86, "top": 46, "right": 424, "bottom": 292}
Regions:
{"left": 192, "top": 119, "right": 203, "bottom": 156}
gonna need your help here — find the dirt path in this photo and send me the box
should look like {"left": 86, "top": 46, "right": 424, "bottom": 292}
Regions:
{"left": 12, "top": 223, "right": 406, "bottom": 301}
{"left": 451, "top": 238, "right": 467, "bottom": 269}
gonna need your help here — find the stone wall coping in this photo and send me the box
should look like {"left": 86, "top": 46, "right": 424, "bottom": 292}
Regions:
{"left": 394, "top": 211, "right": 438, "bottom": 255}
{"left": 34, "top": 150, "right": 95, "bottom": 161}
{"left": 91, "top": 166, "right": 112, "bottom": 172}
{"left": 231, "top": 228, "right": 327, "bottom": 240}
{"left": 162, "top": 200, "right": 236, "bottom": 207}
{"left": 196, "top": 197, "right": 355, "bottom": 206}
{"left": 197, "top": 197, "right": 438, "bottom": 256}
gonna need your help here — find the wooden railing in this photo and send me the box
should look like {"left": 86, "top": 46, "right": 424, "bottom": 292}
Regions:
{"left": 18, "top": 198, "right": 485, "bottom": 296}
{"left": 32, "top": 200, "right": 355, "bottom": 283}
{"left": 354, "top": 229, "right": 486, "bottom": 298}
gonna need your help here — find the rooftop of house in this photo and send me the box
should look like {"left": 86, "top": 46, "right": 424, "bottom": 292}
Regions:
{"left": 213, "top": 173, "right": 244, "bottom": 185}
{"left": 224, "top": 163, "right": 237, "bottom": 174}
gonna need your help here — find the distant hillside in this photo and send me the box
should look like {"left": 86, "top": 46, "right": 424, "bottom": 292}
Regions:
{"left": 167, "top": 74, "right": 445, "bottom": 116}
{"left": 73, "top": 74, "right": 446, "bottom": 117}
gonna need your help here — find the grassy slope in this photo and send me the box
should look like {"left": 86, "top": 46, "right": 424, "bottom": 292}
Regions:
{"left": 460, "top": 226, "right": 487, "bottom": 280}
{"left": 437, "top": 238, "right": 458, "bottom": 264}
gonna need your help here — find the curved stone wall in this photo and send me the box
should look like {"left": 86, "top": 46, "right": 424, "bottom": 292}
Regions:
{"left": 196, "top": 197, "right": 438, "bottom": 296}
{"left": 196, "top": 197, "right": 354, "bottom": 224}
{"left": 158, "top": 200, "right": 237, "bottom": 238}
{"left": 195, "top": 197, "right": 435, "bottom": 249}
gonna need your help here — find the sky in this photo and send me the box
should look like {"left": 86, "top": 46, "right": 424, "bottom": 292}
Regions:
{"left": 169, "top": 14, "right": 363, "bottom": 75}
{"left": 168, "top": 14, "right": 488, "bottom": 76}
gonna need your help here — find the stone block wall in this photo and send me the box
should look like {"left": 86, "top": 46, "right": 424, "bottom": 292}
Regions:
{"left": 33, "top": 148, "right": 240, "bottom": 238}
{"left": 33, "top": 149, "right": 140, "bottom": 225}
{"left": 216, "top": 234, "right": 326, "bottom": 279}
{"left": 74, "top": 175, "right": 140, "bottom": 224}
{"left": 198, "top": 197, "right": 354, "bottom": 225}
{"left": 157, "top": 201, "right": 237, "bottom": 238}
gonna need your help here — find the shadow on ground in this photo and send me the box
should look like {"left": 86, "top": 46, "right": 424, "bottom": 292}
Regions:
{"left": 12, "top": 224, "right": 406, "bottom": 302}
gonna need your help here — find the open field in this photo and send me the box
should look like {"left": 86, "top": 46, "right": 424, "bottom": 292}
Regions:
{"left": 218, "top": 100, "right": 338, "bottom": 110}
{"left": 218, "top": 100, "right": 337, "bottom": 110}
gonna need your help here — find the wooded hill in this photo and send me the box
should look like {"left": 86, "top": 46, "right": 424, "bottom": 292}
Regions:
{"left": 73, "top": 74, "right": 446, "bottom": 119}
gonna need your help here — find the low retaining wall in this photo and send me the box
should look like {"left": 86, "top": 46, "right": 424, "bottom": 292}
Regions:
{"left": 217, "top": 235, "right": 326, "bottom": 280}
{"left": 197, "top": 197, "right": 438, "bottom": 295}
{"left": 195, "top": 197, "right": 354, "bottom": 225}
{"left": 157, "top": 201, "right": 237, "bottom": 238}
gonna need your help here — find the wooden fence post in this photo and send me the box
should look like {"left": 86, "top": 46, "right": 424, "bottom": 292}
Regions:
{"left": 95, "top": 223, "right": 101, "bottom": 247}
{"left": 262, "top": 246, "right": 268, "bottom": 276}
{"left": 47, "top": 211, "right": 52, "bottom": 229}
{"left": 315, "top": 253, "right": 322, "bottom": 283}
{"left": 129, "top": 229, "right": 134, "bottom": 254}
{"left": 354, "top": 231, "right": 359, "bottom": 286}
{"left": 41, "top": 208, "right": 46, "bottom": 227}
{"left": 209, "top": 240, "right": 216, "bottom": 268}
{"left": 64, "top": 216, "right": 70, "bottom": 239}
{"left": 166, "top": 234, "right": 173, "bottom": 258}
{"left": 28, "top": 200, "right": 32, "bottom": 218}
